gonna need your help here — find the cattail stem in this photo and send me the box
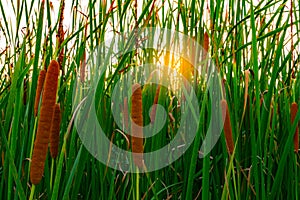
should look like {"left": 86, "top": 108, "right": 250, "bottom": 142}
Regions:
{"left": 30, "top": 60, "right": 59, "bottom": 185}
{"left": 50, "top": 104, "right": 61, "bottom": 158}
{"left": 131, "top": 83, "right": 143, "bottom": 168}
{"left": 221, "top": 99, "right": 234, "bottom": 155}
{"left": 291, "top": 102, "right": 299, "bottom": 153}
{"left": 34, "top": 69, "right": 46, "bottom": 116}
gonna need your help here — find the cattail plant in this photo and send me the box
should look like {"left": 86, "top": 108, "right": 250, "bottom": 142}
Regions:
{"left": 23, "top": 78, "right": 28, "bottom": 105}
{"left": 50, "top": 103, "right": 61, "bottom": 158}
{"left": 203, "top": 31, "right": 209, "bottom": 72}
{"left": 30, "top": 60, "right": 59, "bottom": 185}
{"left": 1, "top": 0, "right": 299, "bottom": 198}
{"left": 34, "top": 69, "right": 46, "bottom": 116}
{"left": 291, "top": 102, "right": 299, "bottom": 153}
{"left": 57, "top": 0, "right": 65, "bottom": 71}
{"left": 80, "top": 24, "right": 88, "bottom": 83}
{"left": 221, "top": 99, "right": 234, "bottom": 155}
{"left": 203, "top": 32, "right": 209, "bottom": 56}
{"left": 131, "top": 83, "right": 144, "bottom": 168}
{"left": 80, "top": 49, "right": 86, "bottom": 83}
{"left": 241, "top": 70, "right": 250, "bottom": 122}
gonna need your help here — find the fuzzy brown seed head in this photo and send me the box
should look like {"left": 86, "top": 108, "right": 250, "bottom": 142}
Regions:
{"left": 203, "top": 32, "right": 209, "bottom": 54}
{"left": 203, "top": 32, "right": 209, "bottom": 72}
{"left": 50, "top": 104, "right": 61, "bottom": 158}
{"left": 30, "top": 60, "right": 59, "bottom": 185}
{"left": 131, "top": 83, "right": 144, "bottom": 168}
{"left": 221, "top": 99, "right": 234, "bottom": 155}
{"left": 34, "top": 70, "right": 46, "bottom": 116}
{"left": 57, "top": 0, "right": 65, "bottom": 70}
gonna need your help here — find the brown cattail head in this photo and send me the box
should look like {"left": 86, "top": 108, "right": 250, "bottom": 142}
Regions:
{"left": 80, "top": 49, "right": 86, "bottom": 83}
{"left": 241, "top": 70, "right": 250, "bottom": 122}
{"left": 150, "top": 85, "right": 161, "bottom": 124}
{"left": 131, "top": 83, "right": 144, "bottom": 168}
{"left": 221, "top": 99, "right": 234, "bottom": 155}
{"left": 203, "top": 31, "right": 209, "bottom": 73}
{"left": 50, "top": 104, "right": 61, "bottom": 158}
{"left": 203, "top": 32, "right": 209, "bottom": 56}
{"left": 30, "top": 60, "right": 59, "bottom": 185}
{"left": 291, "top": 102, "right": 299, "bottom": 153}
{"left": 80, "top": 24, "right": 88, "bottom": 83}
{"left": 57, "top": 0, "right": 65, "bottom": 70}
{"left": 34, "top": 69, "right": 46, "bottom": 116}
{"left": 243, "top": 70, "right": 250, "bottom": 111}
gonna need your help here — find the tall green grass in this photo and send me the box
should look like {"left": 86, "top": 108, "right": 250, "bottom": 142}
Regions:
{"left": 0, "top": 0, "right": 299, "bottom": 199}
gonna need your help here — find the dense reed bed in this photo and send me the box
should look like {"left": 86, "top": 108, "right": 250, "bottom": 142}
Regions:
{"left": 0, "top": 0, "right": 299, "bottom": 199}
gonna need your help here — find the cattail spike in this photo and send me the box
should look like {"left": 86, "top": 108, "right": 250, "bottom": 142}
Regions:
{"left": 203, "top": 32, "right": 209, "bottom": 53}
{"left": 57, "top": 0, "right": 65, "bottom": 71}
{"left": 203, "top": 32, "right": 209, "bottom": 72}
{"left": 80, "top": 24, "right": 88, "bottom": 83}
{"left": 34, "top": 70, "right": 46, "bottom": 116}
{"left": 221, "top": 99, "right": 234, "bottom": 155}
{"left": 131, "top": 83, "right": 144, "bottom": 168}
{"left": 30, "top": 60, "right": 59, "bottom": 185}
{"left": 50, "top": 104, "right": 61, "bottom": 158}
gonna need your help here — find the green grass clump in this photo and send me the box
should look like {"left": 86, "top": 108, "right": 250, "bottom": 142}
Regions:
{"left": 0, "top": 0, "right": 299, "bottom": 199}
